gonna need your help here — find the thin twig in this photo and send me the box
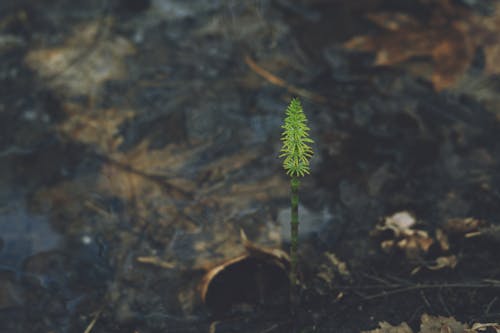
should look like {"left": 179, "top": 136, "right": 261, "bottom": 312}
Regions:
{"left": 485, "top": 296, "right": 498, "bottom": 314}
{"left": 349, "top": 282, "right": 500, "bottom": 301}
{"left": 244, "top": 55, "right": 326, "bottom": 103}
{"left": 337, "top": 280, "right": 500, "bottom": 291}
{"left": 438, "top": 288, "right": 452, "bottom": 316}
{"left": 419, "top": 290, "right": 432, "bottom": 310}
{"left": 83, "top": 308, "right": 102, "bottom": 333}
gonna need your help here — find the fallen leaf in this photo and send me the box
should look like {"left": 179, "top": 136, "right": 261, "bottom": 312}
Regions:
{"left": 364, "top": 314, "right": 499, "bottom": 333}
{"left": 372, "top": 211, "right": 435, "bottom": 260}
{"left": 436, "top": 228, "right": 450, "bottom": 251}
{"left": 25, "top": 19, "right": 135, "bottom": 96}
{"left": 425, "top": 255, "right": 458, "bottom": 271}
{"left": 324, "top": 252, "right": 351, "bottom": 278}
{"left": 362, "top": 321, "right": 413, "bottom": 333}
{"left": 466, "top": 323, "right": 500, "bottom": 333}
{"left": 344, "top": 1, "right": 500, "bottom": 90}
{"left": 420, "top": 313, "right": 466, "bottom": 333}
{"left": 373, "top": 211, "right": 417, "bottom": 238}
{"left": 199, "top": 231, "right": 290, "bottom": 314}
{"left": 317, "top": 252, "right": 351, "bottom": 285}
{"left": 397, "top": 231, "right": 434, "bottom": 260}
{"left": 443, "top": 218, "right": 487, "bottom": 235}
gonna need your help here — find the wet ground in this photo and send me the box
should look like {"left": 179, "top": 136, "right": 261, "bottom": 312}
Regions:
{"left": 1, "top": 0, "right": 500, "bottom": 332}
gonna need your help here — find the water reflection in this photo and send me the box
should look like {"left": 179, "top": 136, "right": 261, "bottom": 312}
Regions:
{"left": 0, "top": 199, "right": 61, "bottom": 272}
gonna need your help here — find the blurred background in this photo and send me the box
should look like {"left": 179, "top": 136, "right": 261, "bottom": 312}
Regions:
{"left": 1, "top": 0, "right": 500, "bottom": 332}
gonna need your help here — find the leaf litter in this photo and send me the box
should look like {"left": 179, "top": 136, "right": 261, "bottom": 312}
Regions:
{"left": 343, "top": 0, "right": 500, "bottom": 90}
{"left": 363, "top": 313, "right": 498, "bottom": 333}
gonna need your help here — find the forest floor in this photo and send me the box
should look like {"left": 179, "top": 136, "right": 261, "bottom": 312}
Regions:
{"left": 0, "top": 0, "right": 499, "bottom": 332}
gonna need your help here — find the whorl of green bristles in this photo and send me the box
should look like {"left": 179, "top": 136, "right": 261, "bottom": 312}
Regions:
{"left": 279, "top": 98, "right": 313, "bottom": 177}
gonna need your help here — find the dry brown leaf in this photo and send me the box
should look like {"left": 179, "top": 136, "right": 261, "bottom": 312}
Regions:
{"left": 372, "top": 211, "right": 435, "bottom": 260}
{"left": 372, "top": 212, "right": 461, "bottom": 271}
{"left": 199, "top": 231, "right": 290, "bottom": 311}
{"left": 344, "top": 1, "right": 500, "bottom": 90}
{"left": 58, "top": 104, "right": 135, "bottom": 152}
{"left": 364, "top": 314, "right": 498, "bottom": 333}
{"left": 25, "top": 19, "right": 135, "bottom": 96}
{"left": 397, "top": 231, "right": 434, "bottom": 260}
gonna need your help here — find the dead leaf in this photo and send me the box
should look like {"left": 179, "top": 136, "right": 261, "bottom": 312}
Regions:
{"left": 419, "top": 313, "right": 466, "bottom": 333}
{"left": 381, "top": 239, "right": 396, "bottom": 253}
{"left": 372, "top": 211, "right": 435, "bottom": 260}
{"left": 443, "top": 218, "right": 487, "bottom": 235}
{"left": 317, "top": 252, "right": 351, "bottom": 285}
{"left": 344, "top": 1, "right": 500, "bottom": 90}
{"left": 372, "top": 211, "right": 417, "bottom": 238}
{"left": 324, "top": 252, "right": 351, "bottom": 278}
{"left": 364, "top": 314, "right": 498, "bottom": 333}
{"left": 436, "top": 228, "right": 450, "bottom": 252}
{"left": 199, "top": 232, "right": 290, "bottom": 313}
{"left": 25, "top": 19, "right": 135, "bottom": 96}
{"left": 425, "top": 255, "right": 458, "bottom": 271}
{"left": 372, "top": 212, "right": 462, "bottom": 271}
{"left": 397, "top": 231, "right": 434, "bottom": 260}
{"left": 466, "top": 323, "right": 500, "bottom": 333}
{"left": 362, "top": 321, "right": 413, "bottom": 333}
{"left": 58, "top": 104, "right": 134, "bottom": 152}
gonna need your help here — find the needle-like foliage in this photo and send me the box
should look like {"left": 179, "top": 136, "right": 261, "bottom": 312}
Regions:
{"left": 279, "top": 97, "right": 314, "bottom": 308}
{"left": 280, "top": 98, "right": 313, "bottom": 176}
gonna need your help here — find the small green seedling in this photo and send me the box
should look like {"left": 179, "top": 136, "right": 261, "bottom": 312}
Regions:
{"left": 279, "top": 97, "right": 313, "bottom": 300}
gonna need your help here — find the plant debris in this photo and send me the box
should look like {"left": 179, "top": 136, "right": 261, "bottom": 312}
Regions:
{"left": 200, "top": 231, "right": 290, "bottom": 315}
{"left": 364, "top": 313, "right": 499, "bottom": 333}
{"left": 371, "top": 211, "right": 434, "bottom": 260}
{"left": 372, "top": 211, "right": 459, "bottom": 272}
{"left": 25, "top": 19, "right": 135, "bottom": 96}
{"left": 343, "top": 1, "right": 500, "bottom": 90}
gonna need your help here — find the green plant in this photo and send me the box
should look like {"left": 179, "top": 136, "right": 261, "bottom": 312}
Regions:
{"left": 279, "top": 97, "right": 314, "bottom": 299}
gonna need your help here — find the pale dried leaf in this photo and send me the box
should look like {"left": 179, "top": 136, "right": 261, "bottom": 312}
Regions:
{"left": 444, "top": 218, "right": 486, "bottom": 234}
{"left": 466, "top": 323, "right": 500, "bottom": 333}
{"left": 362, "top": 321, "right": 413, "bottom": 333}
{"left": 373, "top": 211, "right": 436, "bottom": 259}
{"left": 324, "top": 252, "right": 351, "bottom": 278}
{"left": 436, "top": 228, "right": 450, "bottom": 251}
{"left": 426, "top": 255, "right": 458, "bottom": 270}
{"left": 419, "top": 313, "right": 466, "bottom": 333}
{"left": 377, "top": 211, "right": 416, "bottom": 237}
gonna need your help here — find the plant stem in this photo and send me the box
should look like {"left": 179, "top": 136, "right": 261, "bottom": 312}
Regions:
{"left": 290, "top": 176, "right": 300, "bottom": 303}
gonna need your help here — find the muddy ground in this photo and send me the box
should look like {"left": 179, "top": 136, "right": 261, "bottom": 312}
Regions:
{"left": 0, "top": 0, "right": 499, "bottom": 332}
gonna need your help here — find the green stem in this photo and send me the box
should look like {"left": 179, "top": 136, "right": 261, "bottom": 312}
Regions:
{"left": 290, "top": 176, "right": 300, "bottom": 304}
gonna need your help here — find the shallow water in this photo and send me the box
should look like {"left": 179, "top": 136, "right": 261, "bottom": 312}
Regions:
{"left": 0, "top": 199, "right": 61, "bottom": 271}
